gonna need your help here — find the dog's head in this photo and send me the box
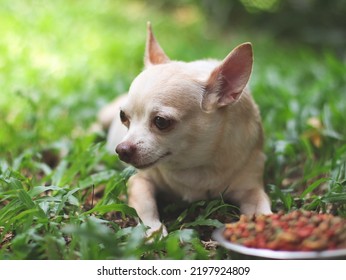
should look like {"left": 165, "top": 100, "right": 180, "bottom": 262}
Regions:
{"left": 116, "top": 23, "right": 253, "bottom": 169}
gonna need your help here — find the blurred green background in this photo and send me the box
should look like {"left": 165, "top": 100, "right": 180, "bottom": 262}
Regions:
{"left": 1, "top": 0, "right": 345, "bottom": 153}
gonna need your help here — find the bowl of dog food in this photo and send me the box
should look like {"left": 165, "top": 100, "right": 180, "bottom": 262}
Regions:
{"left": 213, "top": 210, "right": 346, "bottom": 259}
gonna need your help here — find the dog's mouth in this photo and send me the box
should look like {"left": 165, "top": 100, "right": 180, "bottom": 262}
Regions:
{"left": 134, "top": 151, "right": 171, "bottom": 169}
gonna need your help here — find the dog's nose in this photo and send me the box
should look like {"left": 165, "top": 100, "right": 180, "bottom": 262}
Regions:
{"left": 115, "top": 142, "right": 137, "bottom": 163}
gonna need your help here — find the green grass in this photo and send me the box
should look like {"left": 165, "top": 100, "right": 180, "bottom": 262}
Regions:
{"left": 0, "top": 0, "right": 345, "bottom": 259}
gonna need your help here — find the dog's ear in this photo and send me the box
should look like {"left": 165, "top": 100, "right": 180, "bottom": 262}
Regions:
{"left": 201, "top": 43, "right": 253, "bottom": 113}
{"left": 144, "top": 22, "right": 170, "bottom": 67}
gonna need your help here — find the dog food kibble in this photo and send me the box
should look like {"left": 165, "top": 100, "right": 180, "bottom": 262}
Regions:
{"left": 223, "top": 210, "right": 346, "bottom": 251}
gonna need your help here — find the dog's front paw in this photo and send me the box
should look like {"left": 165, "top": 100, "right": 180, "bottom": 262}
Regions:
{"left": 146, "top": 223, "right": 168, "bottom": 238}
{"left": 239, "top": 189, "right": 272, "bottom": 215}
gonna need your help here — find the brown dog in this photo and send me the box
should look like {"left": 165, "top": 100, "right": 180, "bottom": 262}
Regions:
{"left": 99, "top": 23, "right": 272, "bottom": 235}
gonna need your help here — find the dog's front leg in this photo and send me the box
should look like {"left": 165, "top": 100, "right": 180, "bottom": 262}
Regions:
{"left": 128, "top": 173, "right": 167, "bottom": 236}
{"left": 232, "top": 187, "right": 272, "bottom": 215}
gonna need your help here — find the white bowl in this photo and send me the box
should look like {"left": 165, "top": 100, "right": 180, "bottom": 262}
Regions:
{"left": 212, "top": 227, "right": 346, "bottom": 259}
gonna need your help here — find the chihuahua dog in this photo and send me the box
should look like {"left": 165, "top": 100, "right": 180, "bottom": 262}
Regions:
{"left": 99, "top": 23, "right": 272, "bottom": 235}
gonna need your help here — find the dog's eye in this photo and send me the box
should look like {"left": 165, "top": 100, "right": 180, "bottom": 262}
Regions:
{"left": 120, "top": 110, "right": 127, "bottom": 122}
{"left": 120, "top": 110, "right": 129, "bottom": 125}
{"left": 154, "top": 116, "right": 172, "bottom": 130}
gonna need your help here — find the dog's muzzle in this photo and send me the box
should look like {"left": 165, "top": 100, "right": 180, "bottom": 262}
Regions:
{"left": 115, "top": 142, "right": 137, "bottom": 164}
